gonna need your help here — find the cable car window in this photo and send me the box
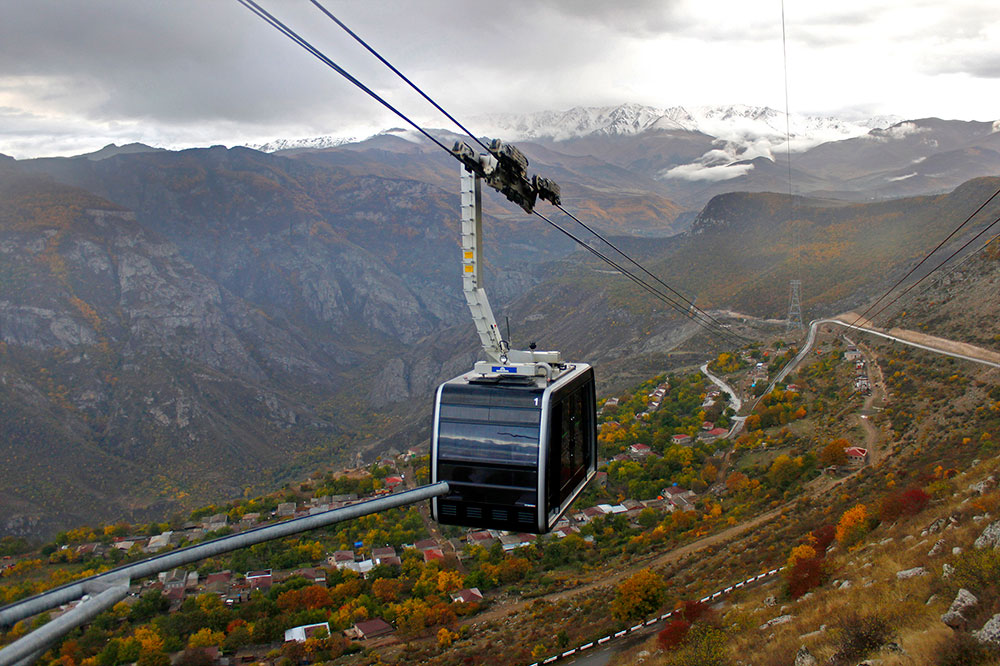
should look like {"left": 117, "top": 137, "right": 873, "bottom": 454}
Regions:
{"left": 437, "top": 420, "right": 539, "bottom": 465}
{"left": 547, "top": 383, "right": 593, "bottom": 510}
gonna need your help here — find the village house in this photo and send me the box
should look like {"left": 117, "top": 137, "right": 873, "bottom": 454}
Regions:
{"left": 245, "top": 569, "right": 272, "bottom": 590}
{"left": 291, "top": 568, "right": 327, "bottom": 586}
{"left": 573, "top": 506, "right": 606, "bottom": 524}
{"left": 329, "top": 493, "right": 358, "bottom": 505}
{"left": 145, "top": 532, "right": 173, "bottom": 553}
{"left": 285, "top": 622, "right": 331, "bottom": 642}
{"left": 553, "top": 525, "right": 580, "bottom": 539}
{"left": 203, "top": 571, "right": 232, "bottom": 594}
{"left": 276, "top": 502, "right": 296, "bottom": 517}
{"left": 348, "top": 559, "right": 375, "bottom": 576}
{"left": 629, "top": 443, "right": 652, "bottom": 457}
{"left": 422, "top": 548, "right": 445, "bottom": 563}
{"left": 450, "top": 588, "right": 483, "bottom": 604}
{"left": 329, "top": 550, "right": 355, "bottom": 568}
{"left": 598, "top": 397, "right": 620, "bottom": 415}
{"left": 204, "top": 513, "right": 228, "bottom": 531}
{"left": 467, "top": 531, "right": 497, "bottom": 548}
{"left": 499, "top": 534, "right": 535, "bottom": 552}
{"left": 160, "top": 569, "right": 188, "bottom": 601}
{"left": 846, "top": 446, "right": 869, "bottom": 467}
{"left": 346, "top": 618, "right": 394, "bottom": 640}
{"left": 699, "top": 427, "right": 729, "bottom": 443}
{"left": 672, "top": 433, "right": 693, "bottom": 447}
{"left": 371, "top": 547, "right": 396, "bottom": 565}
{"left": 662, "top": 486, "right": 695, "bottom": 510}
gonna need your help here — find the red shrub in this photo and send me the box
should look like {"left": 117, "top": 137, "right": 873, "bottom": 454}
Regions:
{"left": 680, "top": 600, "right": 709, "bottom": 623}
{"left": 898, "top": 487, "right": 930, "bottom": 515}
{"left": 879, "top": 486, "right": 931, "bottom": 522}
{"left": 786, "top": 555, "right": 824, "bottom": 599}
{"left": 811, "top": 524, "right": 836, "bottom": 553}
{"left": 657, "top": 619, "right": 691, "bottom": 650}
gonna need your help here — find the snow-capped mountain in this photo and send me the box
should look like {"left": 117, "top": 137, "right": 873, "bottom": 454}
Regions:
{"left": 247, "top": 103, "right": 900, "bottom": 157}
{"left": 242, "top": 104, "right": 1000, "bottom": 208}
{"left": 472, "top": 103, "right": 900, "bottom": 149}
{"left": 247, "top": 135, "right": 359, "bottom": 153}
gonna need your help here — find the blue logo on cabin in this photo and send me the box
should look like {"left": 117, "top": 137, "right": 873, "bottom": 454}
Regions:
{"left": 492, "top": 366, "right": 517, "bottom": 373}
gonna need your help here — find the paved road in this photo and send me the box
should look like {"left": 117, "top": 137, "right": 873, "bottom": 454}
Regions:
{"left": 768, "top": 316, "right": 1000, "bottom": 400}
{"left": 824, "top": 316, "right": 1000, "bottom": 368}
{"left": 700, "top": 362, "right": 743, "bottom": 413}
{"left": 699, "top": 362, "right": 746, "bottom": 438}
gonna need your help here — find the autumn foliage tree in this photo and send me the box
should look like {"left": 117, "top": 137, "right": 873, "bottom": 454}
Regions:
{"left": 611, "top": 568, "right": 666, "bottom": 622}
{"left": 784, "top": 543, "right": 825, "bottom": 599}
{"left": 820, "top": 438, "right": 851, "bottom": 467}
{"left": 836, "top": 504, "right": 871, "bottom": 548}
{"left": 276, "top": 584, "right": 333, "bottom": 611}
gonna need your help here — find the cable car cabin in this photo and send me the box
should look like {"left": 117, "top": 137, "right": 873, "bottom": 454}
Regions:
{"left": 431, "top": 363, "right": 596, "bottom": 534}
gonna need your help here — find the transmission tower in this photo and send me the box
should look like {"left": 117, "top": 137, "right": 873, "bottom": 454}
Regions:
{"left": 787, "top": 279, "right": 803, "bottom": 332}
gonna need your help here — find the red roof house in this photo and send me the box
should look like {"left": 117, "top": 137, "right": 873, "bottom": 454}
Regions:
{"left": 845, "top": 447, "right": 869, "bottom": 466}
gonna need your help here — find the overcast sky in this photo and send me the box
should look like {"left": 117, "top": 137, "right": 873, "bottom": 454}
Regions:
{"left": 1, "top": 0, "right": 997, "bottom": 159}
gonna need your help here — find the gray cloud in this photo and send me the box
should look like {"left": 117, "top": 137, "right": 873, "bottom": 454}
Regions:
{"left": 0, "top": 0, "right": 997, "bottom": 158}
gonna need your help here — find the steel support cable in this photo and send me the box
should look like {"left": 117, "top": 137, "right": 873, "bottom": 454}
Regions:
{"left": 294, "top": 0, "right": 746, "bottom": 345}
{"left": 532, "top": 210, "right": 745, "bottom": 346}
{"left": 848, "top": 184, "right": 1000, "bottom": 329}
{"left": 0, "top": 483, "right": 450, "bottom": 629}
{"left": 553, "top": 203, "right": 753, "bottom": 344}
{"left": 306, "top": 0, "right": 493, "bottom": 156}
{"left": 862, "top": 212, "right": 1000, "bottom": 325}
{"left": 237, "top": 0, "right": 743, "bottom": 347}
{"left": 0, "top": 583, "right": 129, "bottom": 666}
{"left": 234, "top": 0, "right": 453, "bottom": 156}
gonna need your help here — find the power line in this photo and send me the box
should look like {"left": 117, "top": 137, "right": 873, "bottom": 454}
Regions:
{"left": 305, "top": 0, "right": 743, "bottom": 342}
{"left": 532, "top": 210, "right": 747, "bottom": 347}
{"left": 299, "top": 0, "right": 749, "bottom": 345}
{"left": 913, "top": 230, "right": 1000, "bottom": 298}
{"left": 237, "top": 0, "right": 746, "bottom": 348}
{"left": 862, "top": 212, "right": 1000, "bottom": 325}
{"left": 848, "top": 183, "right": 1000, "bottom": 328}
{"left": 234, "top": 0, "right": 453, "bottom": 155}
{"left": 553, "top": 203, "right": 753, "bottom": 343}
{"left": 780, "top": 0, "right": 793, "bottom": 202}
{"left": 306, "top": 0, "right": 494, "bottom": 156}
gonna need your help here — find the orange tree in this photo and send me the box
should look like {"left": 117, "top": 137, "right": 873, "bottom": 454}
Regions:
{"left": 611, "top": 568, "right": 667, "bottom": 622}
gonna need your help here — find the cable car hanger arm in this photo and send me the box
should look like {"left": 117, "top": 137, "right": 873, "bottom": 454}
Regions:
{"left": 452, "top": 141, "right": 563, "bottom": 376}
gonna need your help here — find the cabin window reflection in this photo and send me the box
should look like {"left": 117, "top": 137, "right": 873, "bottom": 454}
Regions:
{"left": 437, "top": 421, "right": 539, "bottom": 465}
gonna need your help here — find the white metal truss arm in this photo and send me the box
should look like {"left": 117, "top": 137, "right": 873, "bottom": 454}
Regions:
{"left": 460, "top": 167, "right": 507, "bottom": 362}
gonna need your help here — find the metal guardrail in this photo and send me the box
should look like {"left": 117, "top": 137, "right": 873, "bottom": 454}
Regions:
{"left": 527, "top": 567, "right": 783, "bottom": 666}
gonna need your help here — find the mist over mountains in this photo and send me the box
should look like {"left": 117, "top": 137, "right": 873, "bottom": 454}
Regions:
{"left": 2, "top": 103, "right": 1000, "bottom": 536}
{"left": 254, "top": 103, "right": 1000, "bottom": 209}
